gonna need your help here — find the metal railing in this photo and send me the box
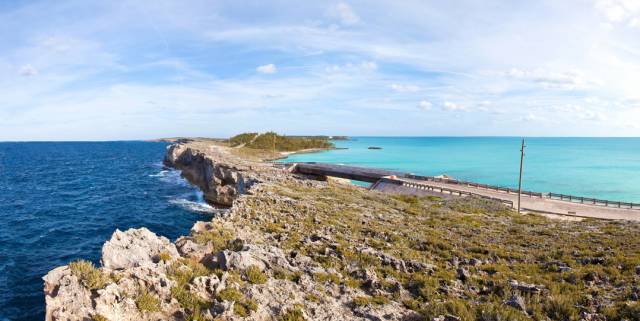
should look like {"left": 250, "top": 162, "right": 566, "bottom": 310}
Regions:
{"left": 403, "top": 174, "right": 640, "bottom": 210}
{"left": 404, "top": 174, "right": 543, "bottom": 198}
{"left": 398, "top": 180, "right": 514, "bottom": 208}
{"left": 548, "top": 193, "right": 639, "bottom": 209}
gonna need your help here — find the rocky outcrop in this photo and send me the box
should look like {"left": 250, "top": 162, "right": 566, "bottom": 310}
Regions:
{"left": 102, "top": 227, "right": 179, "bottom": 270}
{"left": 163, "top": 143, "right": 255, "bottom": 206}
{"left": 44, "top": 228, "right": 179, "bottom": 321}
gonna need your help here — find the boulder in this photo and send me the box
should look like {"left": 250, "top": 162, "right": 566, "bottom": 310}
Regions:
{"left": 101, "top": 228, "right": 179, "bottom": 270}
{"left": 175, "top": 236, "right": 214, "bottom": 261}
{"left": 189, "top": 275, "right": 221, "bottom": 301}
{"left": 505, "top": 294, "right": 527, "bottom": 312}
{"left": 217, "top": 249, "right": 266, "bottom": 271}
{"left": 43, "top": 267, "right": 93, "bottom": 321}
{"left": 509, "top": 279, "right": 545, "bottom": 294}
{"left": 456, "top": 268, "right": 470, "bottom": 282}
{"left": 93, "top": 284, "right": 141, "bottom": 321}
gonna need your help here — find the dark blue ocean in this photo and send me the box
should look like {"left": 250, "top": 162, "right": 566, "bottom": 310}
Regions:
{"left": 0, "top": 142, "right": 215, "bottom": 321}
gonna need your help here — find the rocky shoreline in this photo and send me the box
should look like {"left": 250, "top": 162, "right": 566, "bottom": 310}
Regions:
{"left": 43, "top": 140, "right": 640, "bottom": 321}
{"left": 43, "top": 141, "right": 417, "bottom": 320}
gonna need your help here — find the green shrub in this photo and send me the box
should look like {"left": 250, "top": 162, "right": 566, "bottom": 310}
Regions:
{"left": 544, "top": 295, "right": 579, "bottom": 321}
{"left": 353, "top": 295, "right": 389, "bottom": 306}
{"left": 312, "top": 272, "right": 340, "bottom": 284}
{"left": 229, "top": 133, "right": 258, "bottom": 146}
{"left": 91, "top": 314, "right": 108, "bottom": 321}
{"left": 167, "top": 259, "right": 212, "bottom": 313}
{"left": 217, "top": 287, "right": 243, "bottom": 302}
{"left": 157, "top": 251, "right": 172, "bottom": 262}
{"left": 245, "top": 265, "right": 268, "bottom": 284}
{"left": 603, "top": 302, "right": 640, "bottom": 321}
{"left": 278, "top": 305, "right": 306, "bottom": 321}
{"left": 476, "top": 303, "right": 529, "bottom": 321}
{"left": 136, "top": 291, "right": 161, "bottom": 312}
{"left": 242, "top": 132, "right": 333, "bottom": 152}
{"left": 217, "top": 287, "right": 257, "bottom": 317}
{"left": 193, "top": 227, "right": 236, "bottom": 252}
{"left": 69, "top": 259, "right": 109, "bottom": 290}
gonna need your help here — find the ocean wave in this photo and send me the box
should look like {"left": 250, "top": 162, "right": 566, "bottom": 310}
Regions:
{"left": 150, "top": 169, "right": 189, "bottom": 186}
{"left": 169, "top": 197, "right": 219, "bottom": 214}
{"left": 149, "top": 170, "right": 169, "bottom": 177}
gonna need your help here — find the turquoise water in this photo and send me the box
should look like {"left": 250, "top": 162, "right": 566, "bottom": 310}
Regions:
{"left": 283, "top": 137, "right": 640, "bottom": 203}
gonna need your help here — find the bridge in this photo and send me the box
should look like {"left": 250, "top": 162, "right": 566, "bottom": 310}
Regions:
{"left": 290, "top": 162, "right": 403, "bottom": 183}
{"left": 287, "top": 162, "right": 640, "bottom": 221}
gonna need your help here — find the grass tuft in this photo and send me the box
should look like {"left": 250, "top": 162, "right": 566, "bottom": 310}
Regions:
{"left": 136, "top": 291, "right": 161, "bottom": 312}
{"left": 245, "top": 265, "right": 268, "bottom": 284}
{"left": 68, "top": 259, "right": 109, "bottom": 290}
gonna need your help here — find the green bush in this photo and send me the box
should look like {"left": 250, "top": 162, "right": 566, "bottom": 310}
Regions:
{"left": 245, "top": 265, "right": 268, "bottom": 284}
{"left": 192, "top": 227, "right": 236, "bottom": 252}
{"left": 136, "top": 291, "right": 161, "bottom": 312}
{"left": 69, "top": 259, "right": 109, "bottom": 290}
{"left": 278, "top": 305, "right": 306, "bottom": 321}
{"left": 157, "top": 251, "right": 172, "bottom": 262}
{"left": 240, "top": 132, "right": 333, "bottom": 152}
{"left": 91, "top": 314, "right": 108, "bottom": 321}
{"left": 229, "top": 133, "right": 258, "bottom": 146}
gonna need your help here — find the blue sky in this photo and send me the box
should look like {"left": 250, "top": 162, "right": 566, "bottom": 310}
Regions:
{"left": 1, "top": 0, "right": 640, "bottom": 140}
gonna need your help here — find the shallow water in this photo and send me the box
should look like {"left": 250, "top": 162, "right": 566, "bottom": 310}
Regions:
{"left": 283, "top": 137, "right": 640, "bottom": 202}
{"left": 0, "top": 142, "right": 213, "bottom": 320}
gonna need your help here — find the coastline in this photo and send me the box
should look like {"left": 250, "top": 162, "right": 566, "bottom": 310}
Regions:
{"left": 42, "top": 139, "right": 640, "bottom": 321}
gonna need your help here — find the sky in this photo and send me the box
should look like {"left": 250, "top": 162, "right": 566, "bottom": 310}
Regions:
{"left": 1, "top": 0, "right": 640, "bottom": 140}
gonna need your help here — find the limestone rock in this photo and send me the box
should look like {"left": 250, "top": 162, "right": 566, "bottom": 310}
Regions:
{"left": 217, "top": 249, "right": 266, "bottom": 271}
{"left": 189, "top": 275, "right": 221, "bottom": 301}
{"left": 505, "top": 294, "right": 527, "bottom": 312}
{"left": 43, "top": 267, "right": 93, "bottom": 321}
{"left": 93, "top": 284, "right": 141, "bottom": 321}
{"left": 175, "top": 236, "right": 214, "bottom": 261}
{"left": 101, "top": 228, "right": 179, "bottom": 270}
{"left": 456, "top": 267, "right": 470, "bottom": 282}
{"left": 509, "top": 279, "right": 545, "bottom": 294}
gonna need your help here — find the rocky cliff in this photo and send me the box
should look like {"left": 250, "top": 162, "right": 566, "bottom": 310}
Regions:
{"left": 163, "top": 143, "right": 256, "bottom": 207}
{"left": 43, "top": 142, "right": 419, "bottom": 321}
{"left": 43, "top": 140, "right": 640, "bottom": 321}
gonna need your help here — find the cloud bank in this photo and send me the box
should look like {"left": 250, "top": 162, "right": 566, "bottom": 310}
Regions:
{"left": 0, "top": 0, "right": 639, "bottom": 140}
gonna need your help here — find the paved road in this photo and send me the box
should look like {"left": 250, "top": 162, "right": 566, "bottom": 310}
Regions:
{"left": 398, "top": 178, "right": 640, "bottom": 221}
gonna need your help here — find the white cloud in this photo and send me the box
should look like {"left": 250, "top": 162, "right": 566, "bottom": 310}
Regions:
{"left": 442, "top": 101, "right": 467, "bottom": 111}
{"left": 256, "top": 64, "right": 277, "bottom": 74}
{"left": 19, "top": 64, "right": 38, "bottom": 77}
{"left": 390, "top": 83, "right": 420, "bottom": 92}
{"left": 324, "top": 61, "right": 377, "bottom": 74}
{"left": 596, "top": 0, "right": 640, "bottom": 24}
{"left": 506, "top": 68, "right": 602, "bottom": 90}
{"left": 418, "top": 100, "right": 432, "bottom": 110}
{"left": 328, "top": 3, "right": 360, "bottom": 25}
{"left": 521, "top": 113, "right": 543, "bottom": 122}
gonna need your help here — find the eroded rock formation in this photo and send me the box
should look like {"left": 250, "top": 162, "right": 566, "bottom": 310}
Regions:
{"left": 163, "top": 143, "right": 255, "bottom": 207}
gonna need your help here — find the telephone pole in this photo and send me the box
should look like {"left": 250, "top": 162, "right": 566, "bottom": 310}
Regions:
{"left": 517, "top": 138, "right": 526, "bottom": 214}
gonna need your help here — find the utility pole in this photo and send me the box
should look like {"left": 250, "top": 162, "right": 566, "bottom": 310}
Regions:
{"left": 517, "top": 138, "right": 526, "bottom": 214}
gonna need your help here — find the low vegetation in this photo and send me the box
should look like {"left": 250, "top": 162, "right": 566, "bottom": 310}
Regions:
{"left": 228, "top": 132, "right": 334, "bottom": 152}
{"left": 69, "top": 259, "right": 110, "bottom": 290}
{"left": 136, "top": 291, "right": 161, "bottom": 312}
{"left": 232, "top": 179, "right": 640, "bottom": 321}
{"left": 245, "top": 265, "right": 268, "bottom": 284}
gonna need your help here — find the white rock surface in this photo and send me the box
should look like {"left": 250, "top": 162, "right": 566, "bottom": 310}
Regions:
{"left": 101, "top": 228, "right": 179, "bottom": 270}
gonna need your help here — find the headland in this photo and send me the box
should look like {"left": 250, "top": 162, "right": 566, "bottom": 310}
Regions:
{"left": 43, "top": 137, "right": 640, "bottom": 321}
